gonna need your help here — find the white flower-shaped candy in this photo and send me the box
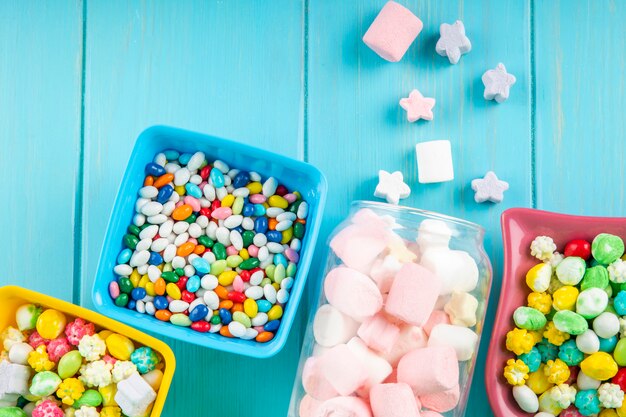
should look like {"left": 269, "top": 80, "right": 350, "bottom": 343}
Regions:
{"left": 530, "top": 236, "right": 557, "bottom": 261}
{"left": 608, "top": 259, "right": 626, "bottom": 283}
{"left": 598, "top": 383, "right": 624, "bottom": 408}
{"left": 546, "top": 384, "right": 576, "bottom": 409}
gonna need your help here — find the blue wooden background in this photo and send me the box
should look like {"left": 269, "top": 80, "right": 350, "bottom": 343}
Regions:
{"left": 1, "top": 1, "right": 624, "bottom": 416}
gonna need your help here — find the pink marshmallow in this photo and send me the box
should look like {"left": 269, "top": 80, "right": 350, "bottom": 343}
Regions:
{"left": 385, "top": 263, "right": 441, "bottom": 326}
{"left": 362, "top": 1, "right": 423, "bottom": 62}
{"left": 419, "top": 384, "right": 460, "bottom": 413}
{"left": 330, "top": 223, "right": 388, "bottom": 273}
{"left": 381, "top": 325, "right": 428, "bottom": 367}
{"left": 347, "top": 337, "right": 393, "bottom": 391}
{"left": 302, "top": 357, "right": 339, "bottom": 401}
{"left": 420, "top": 412, "right": 444, "bottom": 417}
{"left": 299, "top": 394, "right": 322, "bottom": 417}
{"left": 397, "top": 346, "right": 458, "bottom": 395}
{"left": 313, "top": 304, "right": 360, "bottom": 348}
{"left": 357, "top": 313, "right": 400, "bottom": 354}
{"left": 370, "top": 383, "right": 420, "bottom": 417}
{"left": 313, "top": 396, "right": 373, "bottom": 417}
{"left": 324, "top": 267, "right": 383, "bottom": 321}
{"left": 319, "top": 344, "right": 368, "bottom": 396}
{"left": 422, "top": 310, "right": 451, "bottom": 336}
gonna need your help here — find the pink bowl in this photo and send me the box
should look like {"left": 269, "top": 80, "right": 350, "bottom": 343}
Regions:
{"left": 486, "top": 207, "right": 626, "bottom": 417}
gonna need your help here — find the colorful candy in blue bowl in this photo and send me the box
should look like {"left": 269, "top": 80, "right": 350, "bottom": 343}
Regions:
{"left": 92, "top": 126, "right": 327, "bottom": 358}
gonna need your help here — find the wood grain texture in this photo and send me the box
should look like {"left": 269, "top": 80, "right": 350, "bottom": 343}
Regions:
{"left": 307, "top": 1, "right": 531, "bottom": 415}
{"left": 81, "top": 1, "right": 304, "bottom": 416}
{"left": 535, "top": 0, "right": 626, "bottom": 215}
{"left": 0, "top": 1, "right": 83, "bottom": 301}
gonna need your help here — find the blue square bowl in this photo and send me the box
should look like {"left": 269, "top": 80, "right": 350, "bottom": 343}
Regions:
{"left": 92, "top": 125, "right": 327, "bottom": 358}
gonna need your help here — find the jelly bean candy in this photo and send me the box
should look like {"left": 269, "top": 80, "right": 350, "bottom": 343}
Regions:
{"left": 58, "top": 350, "right": 83, "bottom": 379}
{"left": 36, "top": 309, "right": 67, "bottom": 340}
{"left": 580, "top": 352, "right": 618, "bottom": 380}
{"left": 513, "top": 307, "right": 547, "bottom": 331}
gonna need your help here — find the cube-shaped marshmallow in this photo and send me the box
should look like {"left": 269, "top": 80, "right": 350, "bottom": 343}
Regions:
{"left": 318, "top": 344, "right": 368, "bottom": 396}
{"left": 370, "top": 383, "right": 420, "bottom": 417}
{"left": 415, "top": 140, "right": 454, "bottom": 183}
{"left": 397, "top": 346, "right": 459, "bottom": 395}
{"left": 385, "top": 263, "right": 440, "bottom": 326}
{"left": 115, "top": 372, "right": 157, "bottom": 417}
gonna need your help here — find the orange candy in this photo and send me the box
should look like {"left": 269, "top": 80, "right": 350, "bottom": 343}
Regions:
{"left": 172, "top": 205, "right": 193, "bottom": 221}
{"left": 296, "top": 218, "right": 306, "bottom": 225}
{"left": 214, "top": 285, "right": 228, "bottom": 300}
{"left": 268, "top": 219, "right": 278, "bottom": 230}
{"left": 143, "top": 176, "right": 154, "bottom": 186}
{"left": 155, "top": 310, "right": 172, "bottom": 321}
{"left": 220, "top": 326, "right": 233, "bottom": 338}
{"left": 193, "top": 245, "right": 205, "bottom": 255}
{"left": 154, "top": 278, "right": 166, "bottom": 296}
{"left": 256, "top": 332, "right": 274, "bottom": 343}
{"left": 153, "top": 173, "right": 174, "bottom": 188}
{"left": 219, "top": 300, "right": 234, "bottom": 310}
{"left": 232, "top": 303, "right": 243, "bottom": 313}
{"left": 177, "top": 242, "right": 196, "bottom": 257}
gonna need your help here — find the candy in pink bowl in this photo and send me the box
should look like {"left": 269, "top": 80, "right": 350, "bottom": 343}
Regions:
{"left": 486, "top": 208, "right": 626, "bottom": 417}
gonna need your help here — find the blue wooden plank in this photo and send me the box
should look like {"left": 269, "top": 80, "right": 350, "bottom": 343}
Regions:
{"left": 0, "top": 2, "right": 83, "bottom": 301}
{"left": 307, "top": 1, "right": 532, "bottom": 415}
{"left": 535, "top": 0, "right": 626, "bottom": 215}
{"left": 82, "top": 1, "right": 304, "bottom": 416}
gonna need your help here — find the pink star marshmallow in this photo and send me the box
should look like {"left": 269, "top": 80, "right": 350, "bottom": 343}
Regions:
{"left": 399, "top": 89, "right": 435, "bottom": 122}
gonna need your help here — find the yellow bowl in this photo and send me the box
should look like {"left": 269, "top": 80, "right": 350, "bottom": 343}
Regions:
{"left": 0, "top": 285, "right": 176, "bottom": 417}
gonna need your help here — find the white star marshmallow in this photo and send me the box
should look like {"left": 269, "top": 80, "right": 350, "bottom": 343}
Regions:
{"left": 435, "top": 20, "right": 472, "bottom": 64}
{"left": 374, "top": 170, "right": 411, "bottom": 205}
{"left": 482, "top": 63, "right": 516, "bottom": 103}
{"left": 471, "top": 171, "right": 509, "bottom": 203}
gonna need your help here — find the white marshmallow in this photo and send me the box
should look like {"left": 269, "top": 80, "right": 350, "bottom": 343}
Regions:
{"left": 0, "top": 360, "right": 31, "bottom": 397}
{"left": 346, "top": 337, "right": 393, "bottom": 390}
{"left": 415, "top": 140, "right": 454, "bottom": 183}
{"left": 428, "top": 324, "right": 478, "bottom": 361}
{"left": 444, "top": 292, "right": 478, "bottom": 327}
{"left": 313, "top": 304, "right": 360, "bottom": 348}
{"left": 416, "top": 219, "right": 453, "bottom": 253}
{"left": 577, "top": 371, "right": 601, "bottom": 390}
{"left": 115, "top": 373, "right": 157, "bottom": 417}
{"left": 8, "top": 343, "right": 33, "bottom": 365}
{"left": 420, "top": 248, "right": 479, "bottom": 294}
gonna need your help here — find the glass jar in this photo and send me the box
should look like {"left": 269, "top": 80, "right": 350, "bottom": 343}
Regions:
{"left": 288, "top": 201, "right": 492, "bottom": 417}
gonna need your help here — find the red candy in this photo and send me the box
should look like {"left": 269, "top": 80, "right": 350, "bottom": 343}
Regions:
{"left": 28, "top": 331, "right": 49, "bottom": 349}
{"left": 176, "top": 276, "right": 189, "bottom": 291}
{"left": 64, "top": 317, "right": 95, "bottom": 346}
{"left": 228, "top": 291, "right": 246, "bottom": 303}
{"left": 613, "top": 368, "right": 626, "bottom": 391}
{"left": 47, "top": 337, "right": 71, "bottom": 362}
{"left": 200, "top": 207, "right": 211, "bottom": 217}
{"left": 211, "top": 200, "right": 221, "bottom": 211}
{"left": 181, "top": 290, "right": 195, "bottom": 303}
{"left": 560, "top": 406, "right": 584, "bottom": 417}
{"left": 200, "top": 165, "right": 211, "bottom": 180}
{"left": 239, "top": 270, "right": 251, "bottom": 282}
{"left": 191, "top": 321, "right": 211, "bottom": 332}
{"left": 564, "top": 239, "right": 592, "bottom": 260}
{"left": 565, "top": 366, "right": 579, "bottom": 385}
{"left": 275, "top": 185, "right": 288, "bottom": 196}
{"left": 32, "top": 399, "right": 63, "bottom": 417}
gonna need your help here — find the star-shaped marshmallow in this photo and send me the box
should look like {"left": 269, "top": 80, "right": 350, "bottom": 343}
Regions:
{"left": 471, "top": 171, "right": 509, "bottom": 203}
{"left": 435, "top": 20, "right": 472, "bottom": 64}
{"left": 482, "top": 63, "right": 516, "bottom": 103}
{"left": 399, "top": 89, "right": 435, "bottom": 122}
{"left": 374, "top": 170, "right": 411, "bottom": 205}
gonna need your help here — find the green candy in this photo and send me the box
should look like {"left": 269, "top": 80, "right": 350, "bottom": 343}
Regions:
{"left": 592, "top": 233, "right": 625, "bottom": 265}
{"left": 184, "top": 213, "right": 197, "bottom": 224}
{"left": 239, "top": 258, "right": 260, "bottom": 270}
{"left": 577, "top": 287, "right": 610, "bottom": 319}
{"left": 581, "top": 266, "right": 610, "bottom": 291}
{"left": 162, "top": 263, "right": 173, "bottom": 273}
{"left": 293, "top": 222, "right": 305, "bottom": 239}
{"left": 265, "top": 264, "right": 275, "bottom": 279}
{"left": 210, "top": 315, "right": 221, "bottom": 325}
{"left": 58, "top": 350, "right": 83, "bottom": 379}
{"left": 170, "top": 313, "right": 191, "bottom": 327}
{"left": 0, "top": 408, "right": 27, "bottom": 417}
{"left": 175, "top": 268, "right": 185, "bottom": 277}
{"left": 115, "top": 293, "right": 129, "bottom": 307}
{"left": 210, "top": 260, "right": 227, "bottom": 275}
{"left": 213, "top": 243, "right": 227, "bottom": 260}
{"left": 232, "top": 311, "right": 251, "bottom": 328}
{"left": 614, "top": 339, "right": 626, "bottom": 366}
{"left": 118, "top": 277, "right": 133, "bottom": 293}
{"left": 161, "top": 271, "right": 179, "bottom": 283}
{"left": 197, "top": 235, "right": 214, "bottom": 248}
{"left": 273, "top": 264, "right": 286, "bottom": 284}
{"left": 556, "top": 256, "right": 586, "bottom": 285}
{"left": 127, "top": 224, "right": 141, "bottom": 236}
{"left": 73, "top": 389, "right": 102, "bottom": 409}
{"left": 242, "top": 231, "right": 254, "bottom": 248}
{"left": 513, "top": 307, "right": 547, "bottom": 330}
{"left": 15, "top": 304, "right": 42, "bottom": 331}
{"left": 287, "top": 263, "right": 297, "bottom": 277}
{"left": 29, "top": 371, "right": 61, "bottom": 397}
{"left": 226, "top": 255, "right": 243, "bottom": 268}
{"left": 123, "top": 233, "right": 139, "bottom": 250}
{"left": 553, "top": 310, "right": 588, "bottom": 335}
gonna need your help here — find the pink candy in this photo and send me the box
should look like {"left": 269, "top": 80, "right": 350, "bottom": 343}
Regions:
{"left": 32, "top": 400, "right": 64, "bottom": 417}
{"left": 28, "top": 331, "right": 49, "bottom": 349}
{"left": 108, "top": 281, "right": 121, "bottom": 299}
{"left": 102, "top": 354, "right": 118, "bottom": 366}
{"left": 397, "top": 346, "right": 459, "bottom": 395}
{"left": 370, "top": 383, "right": 420, "bottom": 417}
{"left": 47, "top": 337, "right": 71, "bottom": 362}
{"left": 226, "top": 245, "right": 239, "bottom": 256}
{"left": 248, "top": 245, "right": 259, "bottom": 257}
{"left": 249, "top": 194, "right": 266, "bottom": 204}
{"left": 385, "top": 263, "right": 440, "bottom": 326}
{"left": 211, "top": 207, "right": 232, "bottom": 220}
{"left": 324, "top": 266, "right": 383, "bottom": 321}
{"left": 64, "top": 317, "right": 95, "bottom": 346}
{"left": 357, "top": 313, "right": 400, "bottom": 354}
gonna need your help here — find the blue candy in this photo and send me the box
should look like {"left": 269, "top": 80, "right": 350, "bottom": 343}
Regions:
{"left": 536, "top": 338, "right": 559, "bottom": 362}
{"left": 233, "top": 226, "right": 244, "bottom": 234}
{"left": 127, "top": 300, "right": 136, "bottom": 310}
{"left": 575, "top": 390, "right": 601, "bottom": 416}
{"left": 148, "top": 252, "right": 163, "bottom": 266}
{"left": 210, "top": 168, "right": 225, "bottom": 188}
{"left": 257, "top": 300, "right": 272, "bottom": 313}
{"left": 157, "top": 185, "right": 174, "bottom": 204}
{"left": 264, "top": 320, "right": 280, "bottom": 332}
{"left": 233, "top": 171, "right": 250, "bottom": 188}
{"left": 219, "top": 308, "right": 232, "bottom": 325}
{"left": 131, "top": 287, "right": 146, "bottom": 301}
{"left": 253, "top": 204, "right": 266, "bottom": 216}
{"left": 518, "top": 347, "right": 542, "bottom": 372}
{"left": 179, "top": 153, "right": 192, "bottom": 165}
{"left": 274, "top": 253, "right": 288, "bottom": 268}
{"left": 186, "top": 275, "right": 201, "bottom": 293}
{"left": 154, "top": 296, "right": 169, "bottom": 310}
{"left": 185, "top": 183, "right": 203, "bottom": 199}
{"left": 163, "top": 149, "right": 180, "bottom": 160}
{"left": 615, "top": 290, "right": 626, "bottom": 315}
{"left": 117, "top": 249, "right": 132, "bottom": 264}
{"left": 145, "top": 162, "right": 165, "bottom": 176}
{"left": 558, "top": 340, "right": 584, "bottom": 366}
{"left": 266, "top": 231, "right": 282, "bottom": 243}
{"left": 131, "top": 347, "right": 159, "bottom": 374}
{"left": 191, "top": 258, "right": 210, "bottom": 274}
{"left": 242, "top": 204, "right": 255, "bottom": 217}
{"left": 599, "top": 335, "right": 618, "bottom": 352}
{"left": 255, "top": 217, "right": 268, "bottom": 234}
{"left": 189, "top": 304, "right": 209, "bottom": 322}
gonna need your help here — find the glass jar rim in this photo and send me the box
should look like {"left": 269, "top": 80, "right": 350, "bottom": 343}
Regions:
{"left": 352, "top": 200, "right": 485, "bottom": 233}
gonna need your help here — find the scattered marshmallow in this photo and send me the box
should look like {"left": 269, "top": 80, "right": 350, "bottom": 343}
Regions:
{"left": 313, "top": 304, "right": 360, "bottom": 348}
{"left": 0, "top": 360, "right": 31, "bottom": 399}
{"left": 299, "top": 395, "right": 322, "bottom": 417}
{"left": 302, "top": 357, "right": 339, "bottom": 401}
{"left": 428, "top": 324, "right": 478, "bottom": 361}
{"left": 370, "top": 383, "right": 420, "bottom": 417}
{"left": 385, "top": 263, "right": 441, "bottom": 326}
{"left": 444, "top": 291, "right": 479, "bottom": 327}
{"left": 482, "top": 63, "right": 516, "bottom": 103}
{"left": 471, "top": 171, "right": 509, "bottom": 203}
{"left": 380, "top": 325, "right": 428, "bottom": 367}
{"left": 435, "top": 20, "right": 471, "bottom": 64}
{"left": 324, "top": 267, "right": 383, "bottom": 321}
{"left": 420, "top": 248, "right": 479, "bottom": 294}
{"left": 374, "top": 170, "right": 411, "bottom": 205}
{"left": 400, "top": 89, "right": 436, "bottom": 122}
{"left": 362, "top": 1, "right": 423, "bottom": 62}
{"left": 420, "top": 384, "right": 460, "bottom": 413}
{"left": 115, "top": 372, "right": 157, "bottom": 417}
{"left": 347, "top": 337, "right": 393, "bottom": 392}
{"left": 313, "top": 396, "right": 373, "bottom": 417}
{"left": 415, "top": 140, "right": 454, "bottom": 184}
{"left": 416, "top": 219, "right": 453, "bottom": 253}
{"left": 423, "top": 310, "right": 451, "bottom": 336}
{"left": 318, "top": 344, "right": 369, "bottom": 396}
{"left": 330, "top": 222, "right": 389, "bottom": 273}
{"left": 357, "top": 313, "right": 401, "bottom": 354}
{"left": 8, "top": 342, "right": 33, "bottom": 365}
{"left": 397, "top": 346, "right": 459, "bottom": 395}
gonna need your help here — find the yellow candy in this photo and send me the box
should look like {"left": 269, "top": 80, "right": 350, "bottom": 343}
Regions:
{"left": 145, "top": 282, "right": 156, "bottom": 297}
{"left": 174, "top": 185, "right": 186, "bottom": 195}
{"left": 221, "top": 194, "right": 235, "bottom": 208}
{"left": 239, "top": 249, "right": 249, "bottom": 260}
{"left": 267, "top": 305, "right": 283, "bottom": 321}
{"left": 552, "top": 286, "right": 579, "bottom": 311}
{"left": 130, "top": 269, "right": 141, "bottom": 287}
{"left": 543, "top": 321, "right": 570, "bottom": 346}
{"left": 105, "top": 334, "right": 135, "bottom": 361}
{"left": 28, "top": 345, "right": 55, "bottom": 372}
{"left": 36, "top": 309, "right": 67, "bottom": 339}
{"left": 56, "top": 377, "right": 85, "bottom": 405}
{"left": 526, "top": 263, "right": 552, "bottom": 292}
{"left": 505, "top": 328, "right": 535, "bottom": 355}
{"left": 601, "top": 409, "right": 620, "bottom": 417}
{"left": 281, "top": 227, "right": 293, "bottom": 244}
{"left": 618, "top": 399, "right": 626, "bottom": 417}
{"left": 528, "top": 330, "right": 544, "bottom": 344}
{"left": 581, "top": 352, "right": 619, "bottom": 380}
{"left": 268, "top": 195, "right": 288, "bottom": 209}
{"left": 543, "top": 359, "right": 570, "bottom": 384}
{"left": 166, "top": 282, "right": 181, "bottom": 300}
{"left": 138, "top": 275, "right": 150, "bottom": 288}
{"left": 99, "top": 330, "right": 114, "bottom": 340}
{"left": 503, "top": 359, "right": 529, "bottom": 386}
{"left": 244, "top": 298, "right": 258, "bottom": 318}
{"left": 246, "top": 182, "right": 262, "bottom": 194}
{"left": 528, "top": 292, "right": 552, "bottom": 314}
{"left": 272, "top": 283, "right": 280, "bottom": 291}
{"left": 548, "top": 276, "right": 566, "bottom": 294}
{"left": 99, "top": 384, "right": 118, "bottom": 407}
{"left": 100, "top": 406, "right": 122, "bottom": 417}
{"left": 538, "top": 391, "right": 563, "bottom": 415}
{"left": 527, "top": 365, "right": 554, "bottom": 394}
{"left": 218, "top": 271, "right": 237, "bottom": 286}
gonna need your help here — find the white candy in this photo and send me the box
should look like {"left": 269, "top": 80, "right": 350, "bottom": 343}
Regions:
{"left": 138, "top": 186, "right": 158, "bottom": 199}
{"left": 593, "top": 312, "right": 620, "bottom": 339}
{"left": 201, "top": 275, "right": 218, "bottom": 290}
{"left": 159, "top": 220, "right": 174, "bottom": 238}
{"left": 276, "top": 220, "right": 293, "bottom": 232}
{"left": 137, "top": 264, "right": 149, "bottom": 275}
{"left": 0, "top": 360, "right": 31, "bottom": 397}
{"left": 241, "top": 328, "right": 259, "bottom": 340}
{"left": 173, "top": 221, "right": 189, "bottom": 235}
{"left": 264, "top": 284, "right": 277, "bottom": 304}
{"left": 266, "top": 208, "right": 284, "bottom": 218}
{"left": 444, "top": 292, "right": 478, "bottom": 327}
{"left": 373, "top": 170, "right": 410, "bottom": 205}
{"left": 129, "top": 250, "right": 150, "bottom": 267}
{"left": 153, "top": 153, "right": 166, "bottom": 166}
{"left": 214, "top": 160, "right": 229, "bottom": 173}
{"left": 147, "top": 265, "right": 161, "bottom": 283}
{"left": 196, "top": 215, "right": 209, "bottom": 229}
{"left": 136, "top": 300, "right": 146, "bottom": 314}
{"left": 115, "top": 373, "right": 157, "bottom": 417}
{"left": 228, "top": 322, "right": 246, "bottom": 338}
{"left": 183, "top": 265, "right": 195, "bottom": 277}
{"left": 145, "top": 302, "right": 156, "bottom": 316}
{"left": 135, "top": 198, "right": 150, "bottom": 213}
{"left": 165, "top": 162, "right": 180, "bottom": 173}
{"left": 140, "top": 201, "right": 163, "bottom": 216}
{"left": 428, "top": 324, "right": 478, "bottom": 361}
{"left": 161, "top": 201, "right": 175, "bottom": 216}
{"left": 276, "top": 289, "right": 289, "bottom": 304}
{"left": 168, "top": 300, "right": 189, "bottom": 313}
{"left": 203, "top": 184, "right": 216, "bottom": 201}
{"left": 187, "top": 152, "right": 205, "bottom": 171}
{"left": 151, "top": 238, "right": 169, "bottom": 253}
{"left": 253, "top": 234, "right": 267, "bottom": 247}
{"left": 233, "top": 187, "right": 250, "bottom": 198}
{"left": 251, "top": 313, "right": 268, "bottom": 327}
{"left": 172, "top": 256, "right": 186, "bottom": 269}
{"left": 242, "top": 217, "right": 254, "bottom": 230}
{"left": 513, "top": 385, "right": 539, "bottom": 413}
{"left": 346, "top": 337, "right": 392, "bottom": 390}
{"left": 163, "top": 244, "right": 176, "bottom": 262}
{"left": 535, "top": 413, "right": 555, "bottom": 417}
{"left": 174, "top": 232, "right": 189, "bottom": 247}
{"left": 188, "top": 223, "right": 202, "bottom": 238}
{"left": 203, "top": 291, "right": 219, "bottom": 310}
{"left": 576, "top": 329, "right": 600, "bottom": 354}
{"left": 136, "top": 238, "right": 152, "bottom": 252}
{"left": 277, "top": 212, "right": 296, "bottom": 222}
{"left": 216, "top": 226, "right": 231, "bottom": 246}
{"left": 262, "top": 177, "right": 278, "bottom": 197}
{"left": 114, "top": 264, "right": 132, "bottom": 277}
{"left": 471, "top": 171, "right": 509, "bottom": 204}
{"left": 420, "top": 248, "right": 479, "bottom": 294}
{"left": 147, "top": 214, "right": 167, "bottom": 224}
{"left": 381, "top": 325, "right": 427, "bottom": 366}
{"left": 313, "top": 304, "right": 360, "bottom": 348}
{"left": 174, "top": 167, "right": 190, "bottom": 186}
{"left": 224, "top": 215, "right": 243, "bottom": 229}
{"left": 250, "top": 271, "right": 264, "bottom": 286}
{"left": 416, "top": 219, "right": 452, "bottom": 252}
{"left": 578, "top": 371, "right": 601, "bottom": 390}
{"left": 133, "top": 213, "right": 146, "bottom": 227}
{"left": 267, "top": 242, "right": 284, "bottom": 253}
{"left": 230, "top": 231, "right": 243, "bottom": 251}
{"left": 8, "top": 343, "right": 33, "bottom": 365}
{"left": 415, "top": 140, "right": 454, "bottom": 183}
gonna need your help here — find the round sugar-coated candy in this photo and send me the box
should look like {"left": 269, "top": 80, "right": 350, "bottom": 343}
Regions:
{"left": 565, "top": 239, "right": 592, "bottom": 260}
{"left": 15, "top": 304, "right": 42, "bottom": 331}
{"left": 536, "top": 339, "right": 560, "bottom": 362}
{"left": 558, "top": 340, "right": 584, "bottom": 366}
{"left": 0, "top": 408, "right": 27, "bottom": 417}
{"left": 106, "top": 334, "right": 135, "bottom": 361}
{"left": 36, "top": 309, "right": 67, "bottom": 339}
{"left": 582, "top": 266, "right": 609, "bottom": 291}
{"left": 73, "top": 389, "right": 103, "bottom": 408}
{"left": 592, "top": 233, "right": 625, "bottom": 265}
{"left": 612, "top": 368, "right": 626, "bottom": 391}
{"left": 189, "top": 304, "right": 208, "bottom": 322}
{"left": 581, "top": 352, "right": 619, "bottom": 380}
{"left": 556, "top": 257, "right": 586, "bottom": 285}
{"left": 518, "top": 347, "right": 542, "bottom": 373}
{"left": 512, "top": 385, "right": 539, "bottom": 413}
{"left": 58, "top": 350, "right": 83, "bottom": 379}
{"left": 526, "top": 263, "right": 552, "bottom": 292}
{"left": 599, "top": 335, "right": 618, "bottom": 353}
{"left": 575, "top": 390, "right": 601, "bottom": 416}
{"left": 593, "top": 312, "right": 620, "bottom": 339}
{"left": 614, "top": 338, "right": 626, "bottom": 366}
{"left": 576, "top": 288, "right": 609, "bottom": 319}
{"left": 514, "top": 307, "right": 547, "bottom": 330}
{"left": 553, "top": 286, "right": 579, "bottom": 311}
{"left": 30, "top": 371, "right": 62, "bottom": 396}
{"left": 553, "top": 310, "right": 588, "bottom": 335}
{"left": 614, "top": 291, "right": 626, "bottom": 315}
{"left": 130, "top": 347, "right": 159, "bottom": 374}
{"left": 576, "top": 330, "right": 600, "bottom": 354}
